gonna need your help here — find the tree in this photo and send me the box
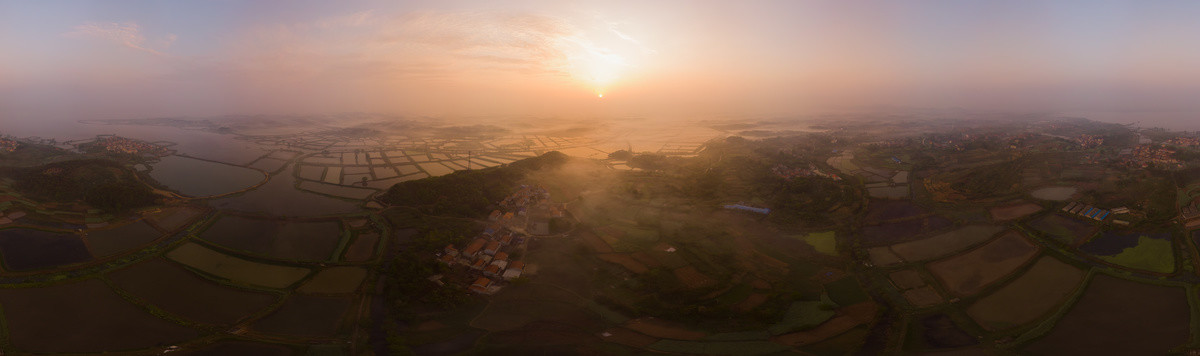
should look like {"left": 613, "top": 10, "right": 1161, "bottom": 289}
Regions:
{"left": 608, "top": 150, "right": 634, "bottom": 160}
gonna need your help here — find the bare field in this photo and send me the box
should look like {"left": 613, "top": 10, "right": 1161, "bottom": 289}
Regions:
{"left": 927, "top": 231, "right": 1040, "bottom": 296}
{"left": 108, "top": 258, "right": 278, "bottom": 325}
{"left": 1026, "top": 274, "right": 1189, "bottom": 355}
{"left": 967, "top": 256, "right": 1084, "bottom": 330}
{"left": 167, "top": 242, "right": 311, "bottom": 289}
{"left": 0, "top": 279, "right": 198, "bottom": 353}
{"left": 890, "top": 225, "right": 1005, "bottom": 262}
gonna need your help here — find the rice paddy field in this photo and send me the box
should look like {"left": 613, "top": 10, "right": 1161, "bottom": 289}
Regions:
{"left": 1026, "top": 274, "right": 1190, "bottom": 355}
{"left": 863, "top": 200, "right": 929, "bottom": 223}
{"left": 143, "top": 206, "right": 205, "bottom": 232}
{"left": 868, "top": 186, "right": 910, "bottom": 199}
{"left": 868, "top": 247, "right": 904, "bottom": 266}
{"left": 85, "top": 220, "right": 162, "bottom": 257}
{"left": 200, "top": 216, "right": 343, "bottom": 261}
{"left": 182, "top": 340, "right": 296, "bottom": 356}
{"left": 860, "top": 216, "right": 955, "bottom": 246}
{"left": 1027, "top": 214, "right": 1097, "bottom": 246}
{"left": 210, "top": 170, "right": 362, "bottom": 216}
{"left": 297, "top": 181, "right": 376, "bottom": 200}
{"left": 251, "top": 294, "right": 355, "bottom": 337}
{"left": 799, "top": 231, "right": 837, "bottom": 256}
{"left": 1029, "top": 186, "right": 1078, "bottom": 201}
{"left": 988, "top": 202, "right": 1042, "bottom": 221}
{"left": 341, "top": 232, "right": 379, "bottom": 261}
{"left": 926, "top": 231, "right": 1040, "bottom": 296}
{"left": 1079, "top": 231, "right": 1174, "bottom": 273}
{"left": 889, "top": 225, "right": 1005, "bottom": 262}
{"left": 0, "top": 279, "right": 199, "bottom": 353}
{"left": 297, "top": 266, "right": 368, "bottom": 294}
{"left": 166, "top": 242, "right": 311, "bottom": 289}
{"left": 0, "top": 228, "right": 92, "bottom": 271}
{"left": 966, "top": 256, "right": 1085, "bottom": 331}
{"left": 108, "top": 258, "right": 278, "bottom": 325}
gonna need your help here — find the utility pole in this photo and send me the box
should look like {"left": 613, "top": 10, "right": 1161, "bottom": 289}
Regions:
{"left": 467, "top": 151, "right": 473, "bottom": 170}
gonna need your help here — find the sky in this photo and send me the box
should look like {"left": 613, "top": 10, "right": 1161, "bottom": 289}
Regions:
{"left": 3, "top": 0, "right": 1200, "bottom": 123}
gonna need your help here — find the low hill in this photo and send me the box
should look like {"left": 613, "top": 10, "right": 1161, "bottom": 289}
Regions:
{"left": 2, "top": 159, "right": 159, "bottom": 214}
{"left": 378, "top": 151, "right": 569, "bottom": 217}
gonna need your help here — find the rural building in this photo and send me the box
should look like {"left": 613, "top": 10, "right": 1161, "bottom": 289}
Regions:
{"left": 463, "top": 238, "right": 486, "bottom": 257}
{"left": 483, "top": 223, "right": 501, "bottom": 237}
{"left": 469, "top": 277, "right": 492, "bottom": 294}
{"left": 484, "top": 265, "right": 502, "bottom": 278}
{"left": 483, "top": 241, "right": 501, "bottom": 255}
{"left": 724, "top": 204, "right": 771, "bottom": 214}
{"left": 502, "top": 261, "right": 525, "bottom": 280}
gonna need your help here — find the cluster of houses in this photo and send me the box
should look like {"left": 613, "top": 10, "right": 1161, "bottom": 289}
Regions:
{"left": 1165, "top": 136, "right": 1200, "bottom": 148}
{"left": 0, "top": 137, "right": 18, "bottom": 153}
{"left": 440, "top": 227, "right": 527, "bottom": 294}
{"left": 436, "top": 185, "right": 557, "bottom": 295}
{"left": 1071, "top": 134, "right": 1104, "bottom": 149}
{"left": 1061, "top": 202, "right": 1130, "bottom": 225}
{"left": 1181, "top": 203, "right": 1200, "bottom": 229}
{"left": 771, "top": 164, "right": 842, "bottom": 181}
{"left": 87, "top": 135, "right": 168, "bottom": 156}
{"left": 1119, "top": 145, "right": 1183, "bottom": 169}
{"left": 498, "top": 184, "right": 550, "bottom": 212}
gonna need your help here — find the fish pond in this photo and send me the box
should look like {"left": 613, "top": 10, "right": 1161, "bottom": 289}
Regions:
{"left": 149, "top": 155, "right": 266, "bottom": 197}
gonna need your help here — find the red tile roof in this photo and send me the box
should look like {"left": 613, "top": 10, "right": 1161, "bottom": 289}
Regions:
{"left": 463, "top": 238, "right": 486, "bottom": 255}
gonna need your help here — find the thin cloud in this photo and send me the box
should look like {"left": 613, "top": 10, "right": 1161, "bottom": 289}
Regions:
{"left": 63, "top": 21, "right": 173, "bottom": 56}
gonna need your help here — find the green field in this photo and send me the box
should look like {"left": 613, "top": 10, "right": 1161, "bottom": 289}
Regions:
{"left": 1099, "top": 236, "right": 1175, "bottom": 273}
{"left": 799, "top": 231, "right": 837, "bottom": 256}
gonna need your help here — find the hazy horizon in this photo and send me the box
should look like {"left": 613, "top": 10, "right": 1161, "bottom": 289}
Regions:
{"left": 4, "top": 1, "right": 1200, "bottom": 127}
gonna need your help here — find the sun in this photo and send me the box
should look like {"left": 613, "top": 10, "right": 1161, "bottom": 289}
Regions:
{"left": 566, "top": 41, "right": 629, "bottom": 96}
{"left": 560, "top": 21, "right": 653, "bottom": 97}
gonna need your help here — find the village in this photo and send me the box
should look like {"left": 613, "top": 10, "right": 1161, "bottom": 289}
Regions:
{"left": 82, "top": 135, "right": 170, "bottom": 157}
{"left": 434, "top": 184, "right": 564, "bottom": 294}
{"left": 0, "top": 137, "right": 18, "bottom": 153}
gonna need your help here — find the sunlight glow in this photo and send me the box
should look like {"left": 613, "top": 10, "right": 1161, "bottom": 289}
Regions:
{"left": 561, "top": 23, "right": 645, "bottom": 96}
